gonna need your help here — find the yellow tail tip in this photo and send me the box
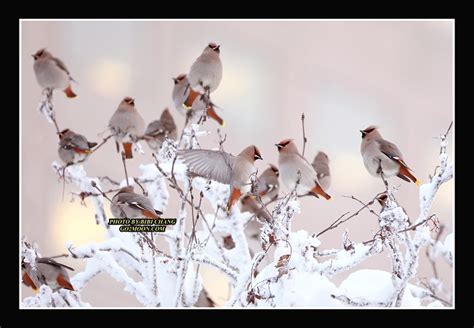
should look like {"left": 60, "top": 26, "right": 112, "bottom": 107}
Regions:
{"left": 182, "top": 104, "right": 192, "bottom": 110}
{"left": 416, "top": 180, "right": 421, "bottom": 186}
{"left": 221, "top": 121, "right": 226, "bottom": 127}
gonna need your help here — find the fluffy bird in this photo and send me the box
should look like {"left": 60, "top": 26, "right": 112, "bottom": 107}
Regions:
{"left": 22, "top": 257, "right": 75, "bottom": 291}
{"left": 240, "top": 195, "right": 272, "bottom": 223}
{"left": 311, "top": 151, "right": 331, "bottom": 191}
{"left": 360, "top": 126, "right": 419, "bottom": 185}
{"left": 109, "top": 97, "right": 145, "bottom": 159}
{"left": 32, "top": 48, "right": 76, "bottom": 98}
{"left": 178, "top": 145, "right": 263, "bottom": 210}
{"left": 111, "top": 186, "right": 163, "bottom": 219}
{"left": 276, "top": 139, "right": 331, "bottom": 200}
{"left": 188, "top": 43, "right": 223, "bottom": 95}
{"left": 172, "top": 73, "right": 224, "bottom": 125}
{"left": 144, "top": 108, "right": 178, "bottom": 152}
{"left": 256, "top": 164, "right": 280, "bottom": 202}
{"left": 58, "top": 129, "right": 97, "bottom": 165}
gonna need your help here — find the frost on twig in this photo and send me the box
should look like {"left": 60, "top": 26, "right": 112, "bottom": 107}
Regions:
{"left": 28, "top": 88, "right": 453, "bottom": 308}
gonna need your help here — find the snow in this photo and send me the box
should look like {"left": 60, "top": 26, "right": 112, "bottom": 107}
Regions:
{"left": 444, "top": 233, "right": 454, "bottom": 257}
{"left": 337, "top": 269, "right": 420, "bottom": 307}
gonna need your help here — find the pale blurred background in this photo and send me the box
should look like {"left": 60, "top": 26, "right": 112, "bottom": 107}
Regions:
{"left": 20, "top": 20, "right": 454, "bottom": 307}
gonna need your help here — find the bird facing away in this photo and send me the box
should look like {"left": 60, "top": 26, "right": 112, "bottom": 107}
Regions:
{"left": 58, "top": 129, "right": 97, "bottom": 165}
{"left": 256, "top": 164, "right": 280, "bottom": 202}
{"left": 111, "top": 186, "right": 163, "bottom": 219}
{"left": 172, "top": 73, "right": 224, "bottom": 126}
{"left": 240, "top": 195, "right": 273, "bottom": 223}
{"left": 109, "top": 97, "right": 145, "bottom": 159}
{"left": 144, "top": 108, "right": 178, "bottom": 152}
{"left": 276, "top": 139, "right": 331, "bottom": 200}
{"left": 188, "top": 43, "right": 223, "bottom": 95}
{"left": 22, "top": 257, "right": 75, "bottom": 291}
{"left": 32, "top": 48, "right": 76, "bottom": 98}
{"left": 178, "top": 145, "right": 263, "bottom": 210}
{"left": 360, "top": 126, "right": 419, "bottom": 185}
{"left": 311, "top": 151, "right": 331, "bottom": 191}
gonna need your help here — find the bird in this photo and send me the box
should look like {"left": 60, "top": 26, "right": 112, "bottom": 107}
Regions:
{"left": 188, "top": 43, "right": 223, "bottom": 95}
{"left": 239, "top": 164, "right": 279, "bottom": 221}
{"left": 22, "top": 257, "right": 75, "bottom": 291}
{"left": 144, "top": 108, "right": 178, "bottom": 152}
{"left": 172, "top": 73, "right": 224, "bottom": 126}
{"left": 311, "top": 151, "right": 331, "bottom": 191}
{"left": 275, "top": 139, "right": 331, "bottom": 200}
{"left": 57, "top": 129, "right": 97, "bottom": 165}
{"left": 256, "top": 164, "right": 280, "bottom": 202}
{"left": 109, "top": 97, "right": 145, "bottom": 159}
{"left": 32, "top": 48, "right": 76, "bottom": 98}
{"left": 360, "top": 126, "right": 419, "bottom": 185}
{"left": 178, "top": 145, "right": 263, "bottom": 210}
{"left": 111, "top": 186, "right": 162, "bottom": 219}
{"left": 240, "top": 195, "right": 273, "bottom": 223}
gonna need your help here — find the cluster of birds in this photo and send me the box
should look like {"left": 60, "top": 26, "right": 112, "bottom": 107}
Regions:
{"left": 23, "top": 42, "right": 420, "bottom": 293}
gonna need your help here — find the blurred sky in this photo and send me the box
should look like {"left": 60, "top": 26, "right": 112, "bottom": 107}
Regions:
{"left": 20, "top": 20, "right": 454, "bottom": 307}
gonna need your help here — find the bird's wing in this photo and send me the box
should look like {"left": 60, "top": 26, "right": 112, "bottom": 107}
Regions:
{"left": 52, "top": 57, "right": 70, "bottom": 75}
{"left": 145, "top": 120, "right": 164, "bottom": 136}
{"left": 116, "top": 193, "right": 156, "bottom": 213}
{"left": 178, "top": 149, "right": 235, "bottom": 184}
{"left": 37, "top": 258, "right": 74, "bottom": 271}
{"left": 60, "top": 135, "right": 89, "bottom": 151}
{"left": 378, "top": 139, "right": 410, "bottom": 169}
{"left": 313, "top": 161, "right": 330, "bottom": 178}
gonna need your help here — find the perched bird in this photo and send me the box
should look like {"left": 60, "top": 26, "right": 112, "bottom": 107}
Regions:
{"left": 360, "top": 126, "right": 419, "bottom": 185}
{"left": 311, "top": 151, "right": 331, "bottom": 191}
{"left": 178, "top": 145, "right": 263, "bottom": 210}
{"left": 188, "top": 43, "right": 223, "bottom": 95}
{"left": 275, "top": 139, "right": 331, "bottom": 200}
{"left": 58, "top": 129, "right": 97, "bottom": 165}
{"left": 109, "top": 97, "right": 145, "bottom": 159}
{"left": 22, "top": 257, "right": 75, "bottom": 291}
{"left": 256, "top": 164, "right": 280, "bottom": 202}
{"left": 144, "top": 108, "right": 178, "bottom": 152}
{"left": 32, "top": 48, "right": 76, "bottom": 98}
{"left": 240, "top": 195, "right": 272, "bottom": 223}
{"left": 111, "top": 186, "right": 162, "bottom": 219}
{"left": 172, "top": 73, "right": 224, "bottom": 126}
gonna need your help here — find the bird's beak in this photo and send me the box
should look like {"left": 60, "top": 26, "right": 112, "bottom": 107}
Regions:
{"left": 275, "top": 144, "right": 282, "bottom": 149}
{"left": 255, "top": 154, "right": 263, "bottom": 161}
{"left": 172, "top": 78, "right": 178, "bottom": 84}
{"left": 216, "top": 45, "right": 221, "bottom": 50}
{"left": 360, "top": 130, "right": 365, "bottom": 137}
{"left": 31, "top": 54, "right": 36, "bottom": 59}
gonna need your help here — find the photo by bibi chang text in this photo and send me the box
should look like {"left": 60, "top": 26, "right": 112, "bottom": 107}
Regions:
{"left": 108, "top": 218, "right": 177, "bottom": 233}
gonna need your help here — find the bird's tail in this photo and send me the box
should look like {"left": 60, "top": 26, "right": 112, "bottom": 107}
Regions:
{"left": 310, "top": 184, "right": 331, "bottom": 200}
{"left": 207, "top": 105, "right": 224, "bottom": 126}
{"left": 64, "top": 85, "right": 77, "bottom": 98}
{"left": 399, "top": 166, "right": 420, "bottom": 185}
{"left": 123, "top": 142, "right": 133, "bottom": 159}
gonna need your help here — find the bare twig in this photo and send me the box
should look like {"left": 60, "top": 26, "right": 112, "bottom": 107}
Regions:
{"left": 91, "top": 134, "right": 115, "bottom": 154}
{"left": 217, "top": 128, "right": 227, "bottom": 152}
{"left": 98, "top": 176, "right": 121, "bottom": 186}
{"left": 121, "top": 152, "right": 130, "bottom": 187}
{"left": 316, "top": 193, "right": 384, "bottom": 238}
{"left": 301, "top": 113, "right": 307, "bottom": 156}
